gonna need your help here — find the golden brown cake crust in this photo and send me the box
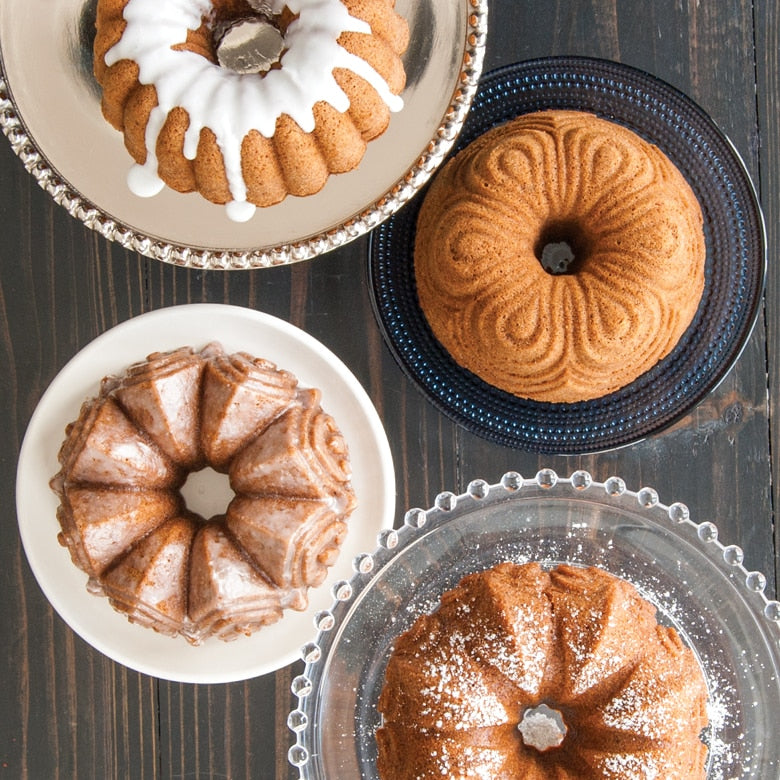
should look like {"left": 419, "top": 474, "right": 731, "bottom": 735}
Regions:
{"left": 93, "top": 0, "right": 409, "bottom": 211}
{"left": 414, "top": 110, "right": 707, "bottom": 404}
{"left": 49, "top": 343, "right": 356, "bottom": 645}
{"left": 376, "top": 562, "right": 709, "bottom": 780}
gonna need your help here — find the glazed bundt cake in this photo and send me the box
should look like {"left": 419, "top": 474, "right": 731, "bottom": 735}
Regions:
{"left": 414, "top": 110, "right": 707, "bottom": 403}
{"left": 49, "top": 343, "right": 356, "bottom": 644}
{"left": 93, "top": 0, "right": 409, "bottom": 221}
{"left": 377, "top": 562, "right": 709, "bottom": 779}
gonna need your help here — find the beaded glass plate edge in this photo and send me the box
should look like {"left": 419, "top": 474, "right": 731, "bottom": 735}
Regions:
{"left": 287, "top": 469, "right": 780, "bottom": 779}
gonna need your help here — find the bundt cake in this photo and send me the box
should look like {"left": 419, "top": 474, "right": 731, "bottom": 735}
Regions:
{"left": 414, "top": 110, "right": 707, "bottom": 403}
{"left": 49, "top": 343, "right": 356, "bottom": 644}
{"left": 93, "top": 0, "right": 409, "bottom": 221}
{"left": 377, "top": 562, "right": 709, "bottom": 779}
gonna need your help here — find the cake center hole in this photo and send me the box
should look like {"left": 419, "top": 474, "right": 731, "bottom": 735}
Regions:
{"left": 179, "top": 467, "right": 234, "bottom": 521}
{"left": 518, "top": 704, "right": 567, "bottom": 752}
{"left": 214, "top": 1, "right": 284, "bottom": 75}
{"left": 535, "top": 220, "right": 589, "bottom": 275}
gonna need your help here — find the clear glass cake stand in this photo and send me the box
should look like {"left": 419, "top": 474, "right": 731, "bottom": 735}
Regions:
{"left": 288, "top": 469, "right": 780, "bottom": 779}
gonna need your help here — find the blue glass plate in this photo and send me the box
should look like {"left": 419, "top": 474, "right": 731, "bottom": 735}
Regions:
{"left": 368, "top": 57, "right": 765, "bottom": 454}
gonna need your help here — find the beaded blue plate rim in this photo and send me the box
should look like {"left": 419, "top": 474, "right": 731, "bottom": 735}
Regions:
{"left": 368, "top": 56, "right": 766, "bottom": 454}
{"left": 287, "top": 468, "right": 780, "bottom": 779}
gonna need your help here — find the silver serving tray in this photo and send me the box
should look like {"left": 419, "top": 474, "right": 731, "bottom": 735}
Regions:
{"left": 0, "top": 0, "right": 487, "bottom": 268}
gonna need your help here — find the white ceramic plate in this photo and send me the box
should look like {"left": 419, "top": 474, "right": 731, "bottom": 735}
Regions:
{"left": 16, "top": 304, "right": 396, "bottom": 683}
{"left": 0, "top": 0, "right": 487, "bottom": 268}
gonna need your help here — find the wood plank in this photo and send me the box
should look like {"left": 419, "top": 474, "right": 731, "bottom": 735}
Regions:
{"left": 755, "top": 0, "right": 780, "bottom": 593}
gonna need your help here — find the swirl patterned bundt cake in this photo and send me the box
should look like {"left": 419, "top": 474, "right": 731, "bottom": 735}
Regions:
{"left": 93, "top": 0, "right": 409, "bottom": 221}
{"left": 414, "top": 110, "right": 707, "bottom": 403}
{"left": 49, "top": 343, "right": 356, "bottom": 644}
{"left": 377, "top": 562, "right": 709, "bottom": 779}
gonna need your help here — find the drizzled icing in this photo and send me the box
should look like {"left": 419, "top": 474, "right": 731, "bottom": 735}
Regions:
{"left": 105, "top": 0, "right": 405, "bottom": 221}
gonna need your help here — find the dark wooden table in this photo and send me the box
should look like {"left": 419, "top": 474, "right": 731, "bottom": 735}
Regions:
{"left": 2, "top": 1, "right": 778, "bottom": 777}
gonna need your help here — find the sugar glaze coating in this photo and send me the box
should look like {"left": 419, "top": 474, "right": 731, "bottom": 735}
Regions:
{"left": 50, "top": 343, "right": 356, "bottom": 644}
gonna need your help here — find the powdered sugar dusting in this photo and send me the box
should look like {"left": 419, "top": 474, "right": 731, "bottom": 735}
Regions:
{"left": 560, "top": 601, "right": 633, "bottom": 695}
{"left": 452, "top": 613, "right": 549, "bottom": 697}
{"left": 598, "top": 751, "right": 660, "bottom": 779}
{"left": 415, "top": 642, "right": 511, "bottom": 731}
{"left": 377, "top": 562, "right": 711, "bottom": 778}
{"left": 426, "top": 743, "right": 506, "bottom": 779}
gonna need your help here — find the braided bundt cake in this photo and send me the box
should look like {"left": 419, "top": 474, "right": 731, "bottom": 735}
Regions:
{"left": 414, "top": 110, "right": 707, "bottom": 403}
{"left": 49, "top": 343, "right": 356, "bottom": 644}
{"left": 377, "top": 562, "right": 709, "bottom": 779}
{"left": 93, "top": 0, "right": 409, "bottom": 221}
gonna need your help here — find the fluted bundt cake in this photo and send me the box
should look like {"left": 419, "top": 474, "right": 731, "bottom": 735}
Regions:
{"left": 377, "top": 562, "right": 709, "bottom": 779}
{"left": 414, "top": 110, "right": 707, "bottom": 403}
{"left": 93, "top": 0, "right": 409, "bottom": 221}
{"left": 49, "top": 343, "right": 356, "bottom": 644}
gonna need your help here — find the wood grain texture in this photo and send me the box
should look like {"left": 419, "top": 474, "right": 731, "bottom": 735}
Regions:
{"left": 756, "top": 0, "right": 780, "bottom": 594}
{"left": 0, "top": 1, "right": 776, "bottom": 778}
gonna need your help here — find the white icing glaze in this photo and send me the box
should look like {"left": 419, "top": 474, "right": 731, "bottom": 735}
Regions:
{"left": 105, "top": 0, "right": 405, "bottom": 220}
